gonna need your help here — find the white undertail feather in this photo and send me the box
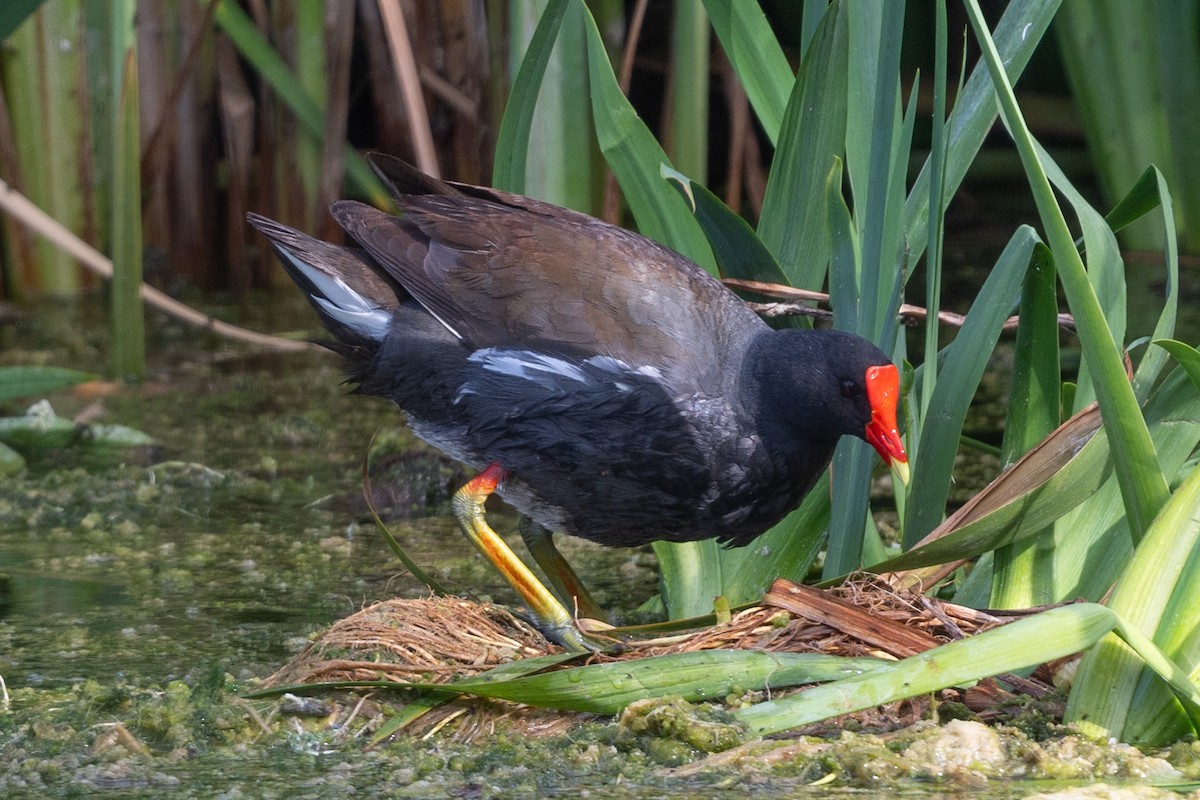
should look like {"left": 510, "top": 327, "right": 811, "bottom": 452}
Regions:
{"left": 279, "top": 249, "right": 392, "bottom": 341}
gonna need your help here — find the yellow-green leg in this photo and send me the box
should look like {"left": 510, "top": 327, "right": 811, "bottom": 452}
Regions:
{"left": 519, "top": 517, "right": 608, "bottom": 624}
{"left": 451, "top": 463, "right": 613, "bottom": 652}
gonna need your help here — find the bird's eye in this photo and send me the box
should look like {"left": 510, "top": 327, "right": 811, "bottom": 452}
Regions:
{"left": 840, "top": 379, "right": 860, "bottom": 398}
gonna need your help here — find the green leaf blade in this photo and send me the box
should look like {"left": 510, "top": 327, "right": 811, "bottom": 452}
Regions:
{"left": 0, "top": 366, "right": 97, "bottom": 403}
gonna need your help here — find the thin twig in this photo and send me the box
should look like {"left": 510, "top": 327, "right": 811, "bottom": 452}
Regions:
{"left": 377, "top": 0, "right": 439, "bottom": 177}
{"left": 0, "top": 178, "right": 320, "bottom": 353}
{"left": 618, "top": 0, "right": 649, "bottom": 91}
{"left": 746, "top": 302, "right": 833, "bottom": 322}
{"left": 345, "top": 692, "right": 373, "bottom": 735}
{"left": 233, "top": 697, "right": 275, "bottom": 737}
{"left": 418, "top": 65, "right": 478, "bottom": 122}
{"left": 724, "top": 277, "right": 1077, "bottom": 332}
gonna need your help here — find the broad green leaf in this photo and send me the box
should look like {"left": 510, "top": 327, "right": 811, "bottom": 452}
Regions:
{"left": 822, "top": 146, "right": 877, "bottom": 577}
{"left": 0, "top": 403, "right": 155, "bottom": 450}
{"left": 965, "top": 0, "right": 1169, "bottom": 544}
{"left": 1066, "top": 165, "right": 1177, "bottom": 399}
{"left": 435, "top": 650, "right": 883, "bottom": 713}
{"left": 979, "top": 170, "right": 1181, "bottom": 608}
{"left": 992, "top": 243, "right": 1060, "bottom": 607}
{"left": 1001, "top": 243, "right": 1062, "bottom": 463}
{"left": 268, "top": 651, "right": 884, "bottom": 715}
{"left": 0, "top": 413, "right": 78, "bottom": 448}
{"left": 6, "top": 0, "right": 86, "bottom": 291}
{"left": 577, "top": 2, "right": 713, "bottom": 271}
{"left": 254, "top": 652, "right": 583, "bottom": 701}
{"left": 257, "top": 651, "right": 583, "bottom": 744}
{"left": 919, "top": 0, "right": 951, "bottom": 428}
{"left": 758, "top": 0, "right": 855, "bottom": 575}
{"left": 368, "top": 651, "right": 581, "bottom": 744}
{"left": 827, "top": 3, "right": 911, "bottom": 576}
{"left": 883, "top": 362, "right": 1200, "bottom": 586}
{"left": 502, "top": 0, "right": 599, "bottom": 211}
{"left": 1055, "top": 367, "right": 1200, "bottom": 742}
{"left": 109, "top": 0, "right": 143, "bottom": 379}
{"left": 1153, "top": 0, "right": 1200, "bottom": 252}
{"left": 0, "top": 366, "right": 96, "bottom": 402}
{"left": 1035, "top": 140, "right": 1126, "bottom": 412}
{"left": 701, "top": 0, "right": 792, "bottom": 145}
{"left": 654, "top": 534, "right": 723, "bottom": 621}
{"left": 1127, "top": 169, "right": 1179, "bottom": 399}
{"left": 844, "top": 3, "right": 905, "bottom": 323}
{"left": 0, "top": 0, "right": 46, "bottom": 42}
{"left": 1126, "top": 466, "right": 1200, "bottom": 744}
{"left": 294, "top": 1, "right": 325, "bottom": 212}
{"left": 493, "top": 0, "right": 569, "bottom": 193}
{"left": 799, "top": 1, "right": 825, "bottom": 56}
{"left": 1104, "top": 167, "right": 1164, "bottom": 235}
{"left": 1068, "top": 463, "right": 1200, "bottom": 744}
{"left": 1055, "top": 2, "right": 1163, "bottom": 220}
{"left": 661, "top": 165, "right": 789, "bottom": 286}
{"left": 825, "top": 158, "right": 858, "bottom": 334}
{"left": 757, "top": 0, "right": 848, "bottom": 291}
{"left": 904, "top": 0, "right": 1061, "bottom": 263}
{"left": 737, "top": 603, "right": 1200, "bottom": 736}
{"left": 669, "top": 1, "right": 709, "bottom": 184}
{"left": 368, "top": 695, "right": 449, "bottom": 746}
{"left": 1156, "top": 340, "right": 1200, "bottom": 391}
{"left": 1055, "top": 0, "right": 1199, "bottom": 252}
{"left": 1029, "top": 366, "right": 1200, "bottom": 605}
{"left": 83, "top": 424, "right": 156, "bottom": 448}
{"left": 877, "top": 79, "right": 920, "bottom": 351}
{"left": 902, "top": 228, "right": 1037, "bottom": 545}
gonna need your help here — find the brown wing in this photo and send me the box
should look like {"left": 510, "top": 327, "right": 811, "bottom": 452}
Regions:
{"left": 329, "top": 193, "right": 766, "bottom": 391}
{"left": 368, "top": 151, "right": 605, "bottom": 227}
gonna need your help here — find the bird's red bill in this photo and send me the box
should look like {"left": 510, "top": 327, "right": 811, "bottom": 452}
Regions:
{"left": 863, "top": 364, "right": 908, "bottom": 478}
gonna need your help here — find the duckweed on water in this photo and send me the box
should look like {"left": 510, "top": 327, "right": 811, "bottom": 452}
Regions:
{"left": 0, "top": 678, "right": 701, "bottom": 797}
{"left": 5, "top": 675, "right": 1200, "bottom": 797}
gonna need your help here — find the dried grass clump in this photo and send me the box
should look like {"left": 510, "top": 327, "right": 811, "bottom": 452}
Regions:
{"left": 640, "top": 574, "right": 1008, "bottom": 660}
{"left": 266, "top": 596, "right": 551, "bottom": 688}
{"left": 262, "top": 575, "right": 1053, "bottom": 740}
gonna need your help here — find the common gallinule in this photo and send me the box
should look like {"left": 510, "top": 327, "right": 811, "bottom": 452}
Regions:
{"left": 248, "top": 154, "right": 909, "bottom": 651}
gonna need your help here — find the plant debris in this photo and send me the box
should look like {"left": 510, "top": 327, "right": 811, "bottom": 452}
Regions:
{"left": 262, "top": 574, "right": 1062, "bottom": 740}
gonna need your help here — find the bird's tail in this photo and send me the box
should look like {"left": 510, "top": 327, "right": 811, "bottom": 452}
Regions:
{"left": 246, "top": 212, "right": 398, "bottom": 369}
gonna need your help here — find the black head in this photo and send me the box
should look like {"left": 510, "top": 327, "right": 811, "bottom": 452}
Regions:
{"left": 744, "top": 329, "right": 908, "bottom": 473}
